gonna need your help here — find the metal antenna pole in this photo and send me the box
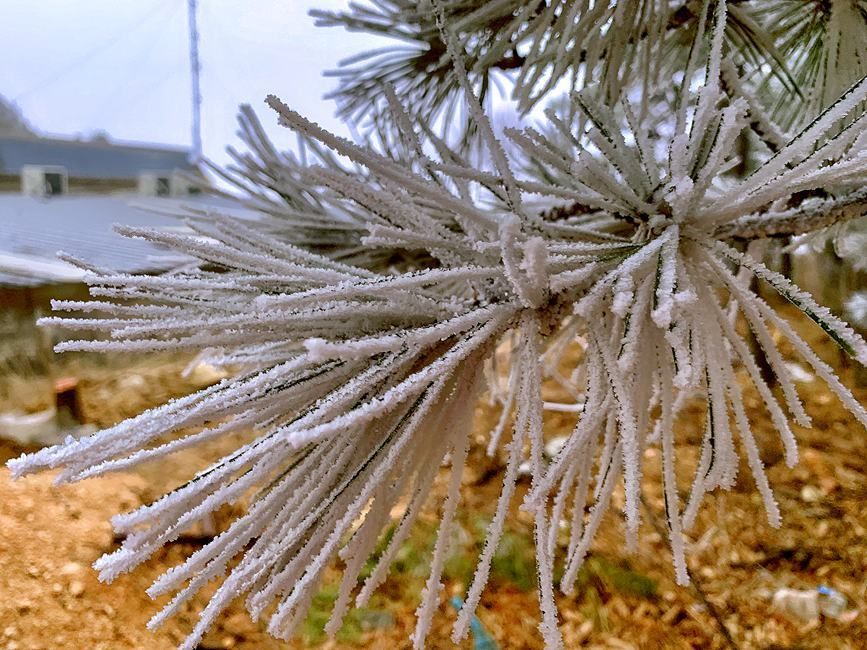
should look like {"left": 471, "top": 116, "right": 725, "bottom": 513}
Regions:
{"left": 188, "top": 0, "right": 202, "bottom": 162}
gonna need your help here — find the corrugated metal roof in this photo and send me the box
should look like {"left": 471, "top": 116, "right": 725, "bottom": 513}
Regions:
{"left": 0, "top": 135, "right": 193, "bottom": 179}
{"left": 0, "top": 193, "right": 243, "bottom": 287}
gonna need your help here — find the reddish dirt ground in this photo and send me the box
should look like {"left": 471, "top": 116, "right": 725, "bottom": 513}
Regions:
{"left": 1, "top": 311, "right": 866, "bottom": 649}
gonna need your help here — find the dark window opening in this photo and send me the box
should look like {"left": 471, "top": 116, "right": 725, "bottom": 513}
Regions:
{"left": 44, "top": 172, "right": 64, "bottom": 195}
{"left": 156, "top": 177, "right": 171, "bottom": 196}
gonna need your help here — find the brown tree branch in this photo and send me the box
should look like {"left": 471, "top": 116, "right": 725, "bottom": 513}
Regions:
{"left": 715, "top": 188, "right": 867, "bottom": 240}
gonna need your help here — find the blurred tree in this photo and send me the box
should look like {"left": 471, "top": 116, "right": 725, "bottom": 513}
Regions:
{"left": 0, "top": 94, "right": 34, "bottom": 136}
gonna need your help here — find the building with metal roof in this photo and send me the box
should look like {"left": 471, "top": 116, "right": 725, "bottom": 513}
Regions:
{"left": 0, "top": 135, "right": 247, "bottom": 301}
{"left": 0, "top": 135, "right": 196, "bottom": 193}
{"left": 0, "top": 130, "right": 209, "bottom": 284}
{"left": 0, "top": 135, "right": 193, "bottom": 178}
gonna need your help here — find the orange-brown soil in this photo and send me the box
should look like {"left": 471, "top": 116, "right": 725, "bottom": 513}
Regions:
{"left": 1, "top": 312, "right": 865, "bottom": 649}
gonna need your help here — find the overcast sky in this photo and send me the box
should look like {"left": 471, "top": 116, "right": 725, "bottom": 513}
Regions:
{"left": 0, "top": 0, "right": 377, "bottom": 166}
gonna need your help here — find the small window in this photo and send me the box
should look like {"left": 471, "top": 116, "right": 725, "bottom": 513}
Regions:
{"left": 44, "top": 172, "right": 64, "bottom": 196}
{"left": 156, "top": 177, "right": 171, "bottom": 196}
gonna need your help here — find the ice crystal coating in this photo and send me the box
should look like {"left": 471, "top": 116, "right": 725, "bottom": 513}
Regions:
{"left": 8, "top": 1, "right": 867, "bottom": 648}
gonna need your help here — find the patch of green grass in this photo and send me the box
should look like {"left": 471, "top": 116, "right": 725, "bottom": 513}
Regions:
{"left": 360, "top": 516, "right": 539, "bottom": 593}
{"left": 587, "top": 556, "right": 657, "bottom": 598}
{"left": 309, "top": 516, "right": 655, "bottom": 645}
{"left": 582, "top": 585, "right": 610, "bottom": 632}
{"left": 300, "top": 586, "right": 343, "bottom": 644}
{"left": 300, "top": 585, "right": 394, "bottom": 645}
{"left": 490, "top": 529, "right": 537, "bottom": 591}
{"left": 358, "top": 523, "right": 397, "bottom": 581}
{"left": 394, "top": 534, "right": 432, "bottom": 578}
{"left": 553, "top": 553, "right": 657, "bottom": 600}
{"left": 444, "top": 544, "right": 476, "bottom": 585}
{"left": 559, "top": 554, "right": 658, "bottom": 632}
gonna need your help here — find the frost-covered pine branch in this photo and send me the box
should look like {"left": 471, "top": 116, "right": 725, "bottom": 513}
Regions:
{"left": 314, "top": 0, "right": 801, "bottom": 148}
{"left": 751, "top": 0, "right": 867, "bottom": 130}
{"left": 8, "top": 1, "right": 867, "bottom": 649}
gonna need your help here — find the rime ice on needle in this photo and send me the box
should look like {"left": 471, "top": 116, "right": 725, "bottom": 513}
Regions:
{"left": 9, "top": 1, "right": 867, "bottom": 649}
